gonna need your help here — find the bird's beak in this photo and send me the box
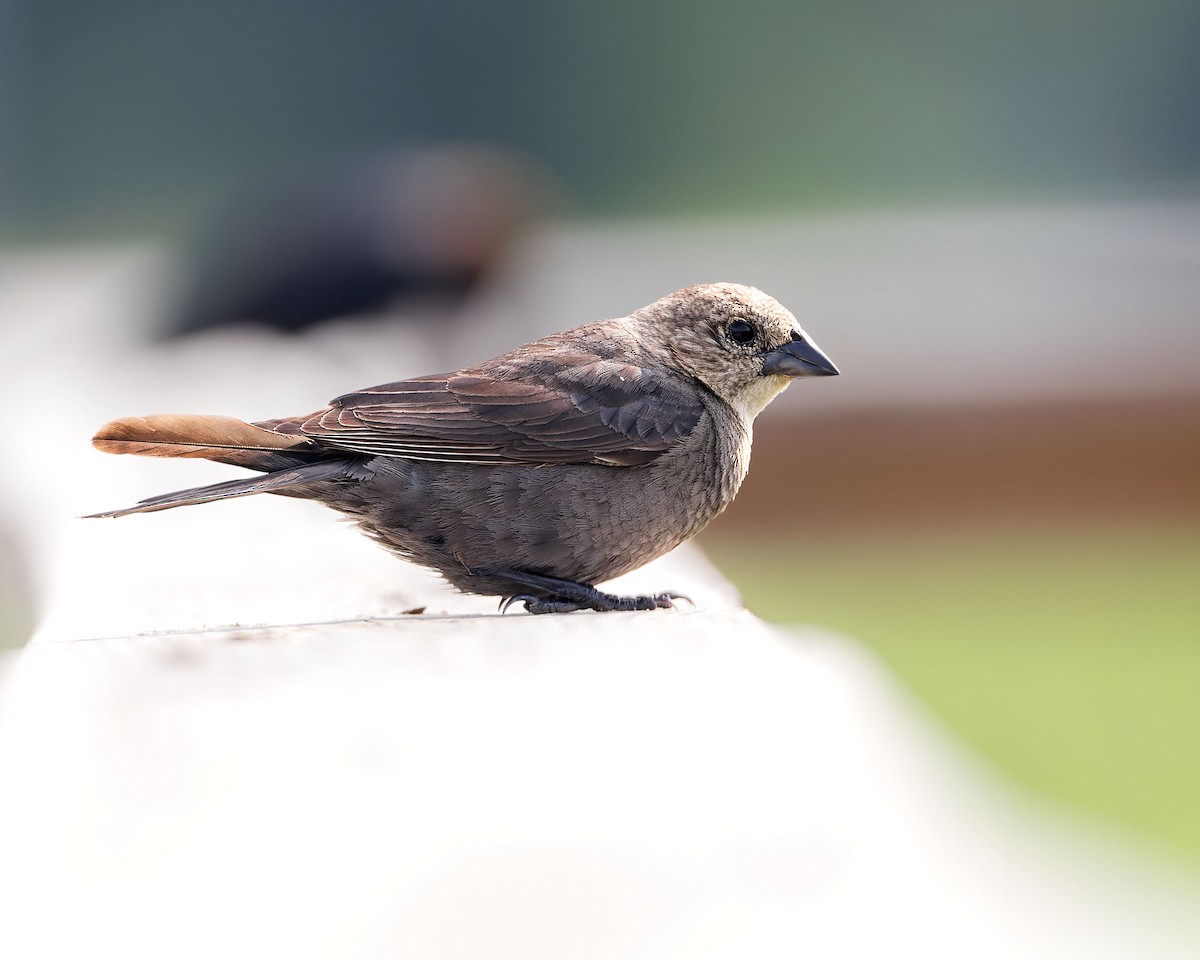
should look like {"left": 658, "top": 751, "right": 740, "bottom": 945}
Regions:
{"left": 761, "top": 333, "right": 840, "bottom": 378}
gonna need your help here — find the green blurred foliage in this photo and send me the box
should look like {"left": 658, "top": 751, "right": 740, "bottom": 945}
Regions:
{"left": 705, "top": 522, "right": 1200, "bottom": 867}
{"left": 0, "top": 615, "right": 25, "bottom": 654}
{"left": 2, "top": 0, "right": 1199, "bottom": 238}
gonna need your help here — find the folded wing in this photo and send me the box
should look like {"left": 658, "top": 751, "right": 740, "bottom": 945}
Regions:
{"left": 263, "top": 347, "right": 703, "bottom": 467}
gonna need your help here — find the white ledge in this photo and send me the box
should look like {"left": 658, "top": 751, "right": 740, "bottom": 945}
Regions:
{"left": 3, "top": 539, "right": 1200, "bottom": 958}
{"left": 3, "top": 232, "right": 1200, "bottom": 957}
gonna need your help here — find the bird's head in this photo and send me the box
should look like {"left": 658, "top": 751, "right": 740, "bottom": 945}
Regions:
{"left": 631, "top": 282, "right": 839, "bottom": 422}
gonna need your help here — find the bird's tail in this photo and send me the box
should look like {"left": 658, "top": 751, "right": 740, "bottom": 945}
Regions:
{"left": 87, "top": 413, "right": 347, "bottom": 518}
{"left": 84, "top": 460, "right": 355, "bottom": 518}
{"left": 92, "top": 414, "right": 312, "bottom": 469}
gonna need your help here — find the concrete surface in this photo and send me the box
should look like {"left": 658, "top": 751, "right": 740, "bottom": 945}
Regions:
{"left": 2, "top": 202, "right": 1200, "bottom": 957}
{"left": 3, "top": 540, "right": 1200, "bottom": 959}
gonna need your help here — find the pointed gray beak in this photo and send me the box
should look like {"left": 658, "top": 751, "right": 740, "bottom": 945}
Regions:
{"left": 761, "top": 332, "right": 840, "bottom": 378}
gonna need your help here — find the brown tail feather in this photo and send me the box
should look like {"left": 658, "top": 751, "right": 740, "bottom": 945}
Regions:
{"left": 93, "top": 414, "right": 312, "bottom": 468}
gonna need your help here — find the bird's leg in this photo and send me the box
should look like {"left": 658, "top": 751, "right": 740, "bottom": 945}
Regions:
{"left": 493, "top": 570, "right": 689, "bottom": 615}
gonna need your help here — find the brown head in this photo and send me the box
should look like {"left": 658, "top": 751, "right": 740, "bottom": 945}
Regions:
{"left": 626, "top": 282, "right": 839, "bottom": 422}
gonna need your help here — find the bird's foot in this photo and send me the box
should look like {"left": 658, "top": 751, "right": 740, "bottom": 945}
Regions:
{"left": 500, "top": 591, "right": 686, "bottom": 615}
{"left": 494, "top": 570, "right": 690, "bottom": 615}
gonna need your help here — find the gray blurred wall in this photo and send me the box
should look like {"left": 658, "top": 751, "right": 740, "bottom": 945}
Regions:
{"left": 2, "top": 0, "right": 1199, "bottom": 240}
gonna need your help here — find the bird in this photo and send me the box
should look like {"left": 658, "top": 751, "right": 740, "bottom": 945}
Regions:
{"left": 164, "top": 147, "right": 554, "bottom": 338}
{"left": 88, "top": 283, "right": 839, "bottom": 614}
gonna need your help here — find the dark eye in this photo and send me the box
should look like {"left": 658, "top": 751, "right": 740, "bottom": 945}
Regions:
{"left": 727, "top": 319, "right": 756, "bottom": 345}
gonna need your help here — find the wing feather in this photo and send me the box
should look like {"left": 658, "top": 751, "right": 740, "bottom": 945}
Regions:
{"left": 260, "top": 345, "right": 703, "bottom": 466}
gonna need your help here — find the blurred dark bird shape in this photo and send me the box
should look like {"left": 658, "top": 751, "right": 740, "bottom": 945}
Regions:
{"left": 91, "top": 283, "right": 838, "bottom": 613}
{"left": 166, "top": 146, "right": 553, "bottom": 337}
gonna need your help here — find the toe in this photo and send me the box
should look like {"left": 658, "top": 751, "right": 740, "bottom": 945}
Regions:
{"left": 500, "top": 595, "right": 537, "bottom": 614}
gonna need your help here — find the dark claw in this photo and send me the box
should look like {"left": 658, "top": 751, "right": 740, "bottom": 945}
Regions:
{"left": 500, "top": 594, "right": 539, "bottom": 614}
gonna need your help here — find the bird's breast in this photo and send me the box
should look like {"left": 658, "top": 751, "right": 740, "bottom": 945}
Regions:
{"left": 331, "top": 407, "right": 752, "bottom": 591}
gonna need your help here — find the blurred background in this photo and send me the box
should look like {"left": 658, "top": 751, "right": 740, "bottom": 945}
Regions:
{"left": 1, "top": 0, "right": 1198, "bottom": 877}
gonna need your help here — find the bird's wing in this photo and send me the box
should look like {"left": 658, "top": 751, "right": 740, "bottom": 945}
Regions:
{"left": 263, "top": 349, "right": 704, "bottom": 467}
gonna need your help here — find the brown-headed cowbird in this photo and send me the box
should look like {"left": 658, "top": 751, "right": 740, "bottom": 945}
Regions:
{"left": 166, "top": 147, "right": 551, "bottom": 337}
{"left": 89, "top": 283, "right": 838, "bottom": 613}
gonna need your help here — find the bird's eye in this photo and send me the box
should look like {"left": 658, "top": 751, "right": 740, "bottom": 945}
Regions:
{"left": 727, "top": 320, "right": 756, "bottom": 345}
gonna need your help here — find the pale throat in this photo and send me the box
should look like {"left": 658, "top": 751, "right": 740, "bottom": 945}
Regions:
{"left": 729, "top": 374, "right": 792, "bottom": 425}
